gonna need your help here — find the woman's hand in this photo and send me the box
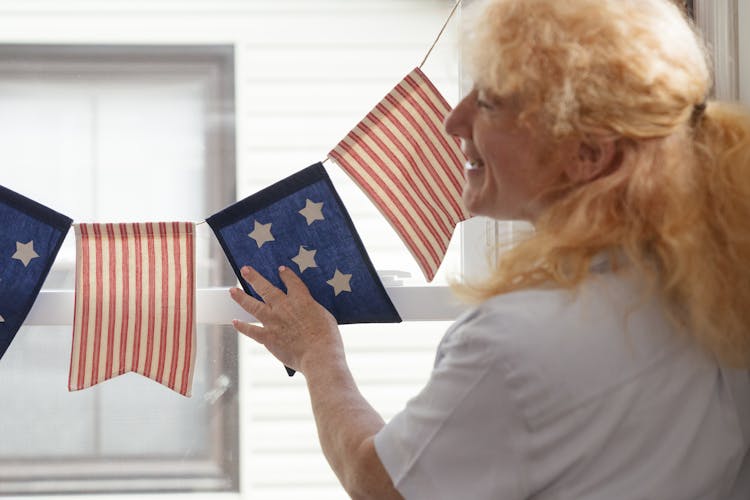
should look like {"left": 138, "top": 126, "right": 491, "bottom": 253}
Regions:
{"left": 230, "top": 265, "right": 343, "bottom": 374}
{"left": 231, "top": 265, "right": 401, "bottom": 499}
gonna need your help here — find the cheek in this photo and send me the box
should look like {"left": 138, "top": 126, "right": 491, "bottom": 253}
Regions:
{"left": 461, "top": 169, "right": 502, "bottom": 216}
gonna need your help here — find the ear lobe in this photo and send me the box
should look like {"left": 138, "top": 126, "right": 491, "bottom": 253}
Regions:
{"left": 566, "top": 139, "right": 619, "bottom": 183}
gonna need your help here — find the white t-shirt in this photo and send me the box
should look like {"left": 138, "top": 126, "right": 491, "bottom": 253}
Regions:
{"left": 375, "top": 267, "right": 750, "bottom": 499}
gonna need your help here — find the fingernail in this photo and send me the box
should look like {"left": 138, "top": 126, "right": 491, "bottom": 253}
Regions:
{"left": 278, "top": 265, "right": 286, "bottom": 272}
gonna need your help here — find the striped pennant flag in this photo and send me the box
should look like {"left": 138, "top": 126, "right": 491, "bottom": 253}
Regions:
{"left": 328, "top": 67, "right": 468, "bottom": 282}
{"left": 69, "top": 222, "right": 196, "bottom": 397}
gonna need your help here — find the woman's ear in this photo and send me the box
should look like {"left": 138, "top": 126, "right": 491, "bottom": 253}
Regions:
{"left": 565, "top": 138, "right": 620, "bottom": 183}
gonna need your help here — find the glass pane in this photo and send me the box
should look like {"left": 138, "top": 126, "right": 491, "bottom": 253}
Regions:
{"left": 0, "top": 326, "right": 217, "bottom": 458}
{"left": 0, "top": 76, "right": 211, "bottom": 288}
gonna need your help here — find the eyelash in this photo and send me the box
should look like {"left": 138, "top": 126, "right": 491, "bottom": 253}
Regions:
{"left": 476, "top": 96, "right": 495, "bottom": 110}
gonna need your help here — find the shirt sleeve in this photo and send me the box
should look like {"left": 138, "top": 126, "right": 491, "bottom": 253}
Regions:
{"left": 374, "top": 310, "right": 530, "bottom": 500}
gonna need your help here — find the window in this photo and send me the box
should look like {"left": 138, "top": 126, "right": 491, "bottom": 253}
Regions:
{"left": 0, "top": 45, "right": 239, "bottom": 494}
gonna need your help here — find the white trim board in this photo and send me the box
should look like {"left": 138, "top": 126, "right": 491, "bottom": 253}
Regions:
{"left": 26, "top": 287, "right": 469, "bottom": 326}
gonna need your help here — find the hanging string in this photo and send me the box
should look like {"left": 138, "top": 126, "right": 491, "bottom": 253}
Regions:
{"left": 218, "top": 2, "right": 458, "bottom": 199}
{"left": 419, "top": 0, "right": 461, "bottom": 69}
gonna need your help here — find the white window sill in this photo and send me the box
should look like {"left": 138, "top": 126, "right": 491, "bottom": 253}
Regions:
{"left": 26, "top": 287, "right": 468, "bottom": 326}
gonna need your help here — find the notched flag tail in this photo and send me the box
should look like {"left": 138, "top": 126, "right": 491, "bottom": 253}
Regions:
{"left": 68, "top": 222, "right": 196, "bottom": 397}
{"left": 207, "top": 162, "right": 401, "bottom": 327}
{"left": 0, "top": 185, "right": 72, "bottom": 361}
{"left": 328, "top": 67, "right": 469, "bottom": 282}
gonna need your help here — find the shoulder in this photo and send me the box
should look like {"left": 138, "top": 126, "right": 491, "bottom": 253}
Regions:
{"left": 444, "top": 274, "right": 625, "bottom": 364}
{"left": 453, "top": 270, "right": 674, "bottom": 355}
{"left": 445, "top": 271, "right": 682, "bottom": 425}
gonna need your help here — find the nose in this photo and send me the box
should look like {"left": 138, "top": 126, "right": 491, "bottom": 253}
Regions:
{"left": 444, "top": 91, "right": 474, "bottom": 140}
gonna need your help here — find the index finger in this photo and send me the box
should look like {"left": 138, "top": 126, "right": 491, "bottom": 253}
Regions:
{"left": 241, "top": 265, "right": 285, "bottom": 304}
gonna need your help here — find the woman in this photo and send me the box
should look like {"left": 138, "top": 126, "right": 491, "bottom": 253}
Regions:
{"left": 230, "top": 0, "right": 750, "bottom": 498}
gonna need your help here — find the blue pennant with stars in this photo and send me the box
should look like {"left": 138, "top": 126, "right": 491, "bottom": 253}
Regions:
{"left": 207, "top": 162, "right": 401, "bottom": 327}
{"left": 0, "top": 185, "right": 72, "bottom": 361}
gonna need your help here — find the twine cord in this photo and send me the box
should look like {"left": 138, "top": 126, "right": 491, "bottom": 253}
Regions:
{"left": 419, "top": 0, "right": 461, "bottom": 68}
{"left": 201, "top": 2, "right": 460, "bottom": 225}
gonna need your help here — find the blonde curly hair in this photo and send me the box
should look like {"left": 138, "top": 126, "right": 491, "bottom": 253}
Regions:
{"left": 454, "top": 0, "right": 750, "bottom": 367}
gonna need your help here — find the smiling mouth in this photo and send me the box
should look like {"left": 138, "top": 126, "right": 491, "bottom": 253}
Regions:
{"left": 465, "top": 159, "right": 484, "bottom": 171}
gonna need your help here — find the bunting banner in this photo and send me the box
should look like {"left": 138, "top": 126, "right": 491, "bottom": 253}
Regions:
{"left": 0, "top": 185, "right": 72, "bottom": 361}
{"left": 68, "top": 222, "right": 196, "bottom": 397}
{"left": 2, "top": 7, "right": 468, "bottom": 393}
{"left": 207, "top": 162, "right": 401, "bottom": 326}
{"left": 328, "top": 67, "right": 469, "bottom": 282}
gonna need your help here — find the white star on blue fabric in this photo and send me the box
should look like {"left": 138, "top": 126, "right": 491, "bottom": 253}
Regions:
{"left": 327, "top": 269, "right": 352, "bottom": 296}
{"left": 298, "top": 199, "right": 325, "bottom": 225}
{"left": 12, "top": 240, "right": 39, "bottom": 267}
{"left": 248, "top": 221, "right": 275, "bottom": 248}
{"left": 0, "top": 314, "right": 4, "bottom": 323}
{"left": 291, "top": 246, "right": 318, "bottom": 273}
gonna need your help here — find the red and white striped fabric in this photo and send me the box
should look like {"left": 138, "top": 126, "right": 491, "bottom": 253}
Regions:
{"left": 328, "top": 67, "right": 469, "bottom": 282}
{"left": 69, "top": 222, "right": 196, "bottom": 397}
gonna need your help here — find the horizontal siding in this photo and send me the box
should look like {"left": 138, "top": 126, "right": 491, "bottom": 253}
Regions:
{"left": 235, "top": 0, "right": 462, "bottom": 284}
{"left": 240, "top": 322, "right": 447, "bottom": 497}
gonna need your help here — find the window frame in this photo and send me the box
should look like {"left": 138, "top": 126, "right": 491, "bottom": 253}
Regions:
{"left": 0, "top": 44, "right": 240, "bottom": 495}
{"left": 694, "top": 0, "right": 740, "bottom": 101}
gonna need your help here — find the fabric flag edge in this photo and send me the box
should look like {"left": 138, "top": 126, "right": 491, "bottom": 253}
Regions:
{"left": 207, "top": 163, "right": 402, "bottom": 324}
{"left": 0, "top": 184, "right": 73, "bottom": 361}
{"left": 68, "top": 222, "right": 196, "bottom": 397}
